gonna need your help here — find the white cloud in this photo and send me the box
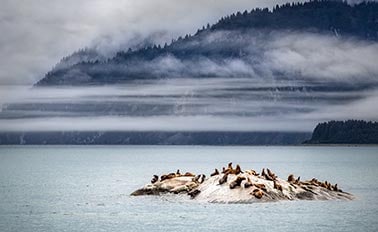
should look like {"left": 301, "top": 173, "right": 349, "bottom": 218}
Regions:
{"left": 265, "top": 33, "right": 378, "bottom": 82}
{"left": 0, "top": 115, "right": 317, "bottom": 132}
{"left": 0, "top": 0, "right": 305, "bottom": 85}
{"left": 0, "top": 77, "right": 377, "bottom": 132}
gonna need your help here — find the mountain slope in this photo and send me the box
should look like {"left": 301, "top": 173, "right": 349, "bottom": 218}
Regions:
{"left": 36, "top": 0, "right": 378, "bottom": 86}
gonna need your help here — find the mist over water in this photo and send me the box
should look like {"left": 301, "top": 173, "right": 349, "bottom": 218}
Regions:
{"left": 1, "top": 76, "right": 377, "bottom": 132}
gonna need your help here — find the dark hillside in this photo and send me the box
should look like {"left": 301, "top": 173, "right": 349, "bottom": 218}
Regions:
{"left": 36, "top": 0, "right": 378, "bottom": 86}
{"left": 304, "top": 120, "right": 378, "bottom": 144}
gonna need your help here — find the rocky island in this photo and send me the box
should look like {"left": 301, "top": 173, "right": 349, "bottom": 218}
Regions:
{"left": 131, "top": 163, "right": 354, "bottom": 203}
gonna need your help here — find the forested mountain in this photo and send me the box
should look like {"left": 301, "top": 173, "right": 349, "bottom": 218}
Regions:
{"left": 212, "top": 0, "right": 378, "bottom": 38}
{"left": 36, "top": 0, "right": 378, "bottom": 86}
{"left": 304, "top": 120, "right": 378, "bottom": 144}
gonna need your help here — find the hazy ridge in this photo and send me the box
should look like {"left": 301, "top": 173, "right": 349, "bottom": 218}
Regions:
{"left": 37, "top": 1, "right": 378, "bottom": 86}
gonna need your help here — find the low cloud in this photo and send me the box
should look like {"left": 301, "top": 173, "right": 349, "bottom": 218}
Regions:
{"left": 0, "top": 0, "right": 306, "bottom": 85}
{"left": 0, "top": 76, "right": 377, "bottom": 132}
{"left": 265, "top": 33, "right": 378, "bottom": 82}
{"left": 91, "top": 31, "right": 378, "bottom": 86}
{"left": 0, "top": 115, "right": 317, "bottom": 132}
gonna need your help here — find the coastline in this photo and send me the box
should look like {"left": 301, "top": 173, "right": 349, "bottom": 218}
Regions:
{"left": 1, "top": 144, "right": 378, "bottom": 147}
{"left": 0, "top": 130, "right": 377, "bottom": 147}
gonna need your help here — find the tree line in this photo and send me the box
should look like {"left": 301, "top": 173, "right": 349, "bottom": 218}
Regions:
{"left": 305, "top": 120, "right": 378, "bottom": 144}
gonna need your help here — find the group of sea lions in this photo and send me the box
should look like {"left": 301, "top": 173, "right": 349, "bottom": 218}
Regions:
{"left": 133, "top": 162, "right": 350, "bottom": 202}
{"left": 285, "top": 173, "right": 342, "bottom": 192}
{"left": 152, "top": 169, "right": 195, "bottom": 183}
{"left": 210, "top": 163, "right": 272, "bottom": 199}
{"left": 300, "top": 177, "right": 342, "bottom": 192}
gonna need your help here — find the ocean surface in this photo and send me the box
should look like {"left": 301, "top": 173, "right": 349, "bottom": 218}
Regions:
{"left": 0, "top": 146, "right": 377, "bottom": 232}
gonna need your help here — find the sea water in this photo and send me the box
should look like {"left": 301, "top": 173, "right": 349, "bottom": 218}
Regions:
{"left": 0, "top": 146, "right": 377, "bottom": 232}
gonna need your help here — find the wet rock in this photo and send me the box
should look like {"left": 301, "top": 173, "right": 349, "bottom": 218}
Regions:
{"left": 131, "top": 164, "right": 354, "bottom": 203}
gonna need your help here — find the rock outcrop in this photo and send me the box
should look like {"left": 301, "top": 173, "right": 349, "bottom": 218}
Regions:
{"left": 131, "top": 163, "right": 354, "bottom": 203}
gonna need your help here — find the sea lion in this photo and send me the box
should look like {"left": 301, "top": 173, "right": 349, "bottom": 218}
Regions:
{"left": 265, "top": 175, "right": 273, "bottom": 181}
{"left": 222, "top": 167, "right": 226, "bottom": 173}
{"left": 288, "top": 174, "right": 295, "bottom": 183}
{"left": 244, "top": 182, "right": 253, "bottom": 188}
{"left": 273, "top": 181, "right": 283, "bottom": 191}
{"left": 294, "top": 176, "right": 301, "bottom": 184}
{"left": 334, "top": 184, "right": 343, "bottom": 192}
{"left": 176, "top": 169, "right": 181, "bottom": 176}
{"left": 263, "top": 170, "right": 274, "bottom": 181}
{"left": 193, "top": 175, "right": 201, "bottom": 183}
{"left": 310, "top": 178, "right": 320, "bottom": 186}
{"left": 320, "top": 181, "right": 331, "bottom": 190}
{"left": 199, "top": 174, "right": 206, "bottom": 184}
{"left": 160, "top": 174, "right": 168, "bottom": 181}
{"left": 188, "top": 189, "right": 201, "bottom": 198}
{"left": 323, "top": 181, "right": 330, "bottom": 190}
{"left": 160, "top": 173, "right": 176, "bottom": 181}
{"left": 223, "top": 169, "right": 231, "bottom": 175}
{"left": 219, "top": 174, "right": 228, "bottom": 185}
{"left": 254, "top": 183, "right": 267, "bottom": 192}
{"left": 183, "top": 172, "right": 195, "bottom": 177}
{"left": 229, "top": 181, "right": 237, "bottom": 189}
{"left": 223, "top": 162, "right": 234, "bottom": 175}
{"left": 327, "top": 183, "right": 332, "bottom": 191}
{"left": 254, "top": 183, "right": 265, "bottom": 189}
{"left": 244, "top": 178, "right": 253, "bottom": 188}
{"left": 210, "top": 169, "right": 220, "bottom": 177}
{"left": 246, "top": 170, "right": 258, "bottom": 176}
{"left": 267, "top": 168, "right": 277, "bottom": 180}
{"left": 233, "top": 164, "right": 243, "bottom": 175}
{"left": 229, "top": 176, "right": 246, "bottom": 189}
{"left": 151, "top": 175, "right": 159, "bottom": 184}
{"left": 300, "top": 181, "right": 312, "bottom": 186}
{"left": 252, "top": 189, "right": 264, "bottom": 199}
{"left": 261, "top": 168, "right": 266, "bottom": 178}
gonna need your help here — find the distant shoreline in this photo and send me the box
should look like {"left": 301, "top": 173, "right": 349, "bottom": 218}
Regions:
{"left": 1, "top": 131, "right": 377, "bottom": 146}
{"left": 0, "top": 131, "right": 311, "bottom": 146}
{"left": 1, "top": 144, "right": 377, "bottom": 147}
{"left": 300, "top": 144, "right": 378, "bottom": 147}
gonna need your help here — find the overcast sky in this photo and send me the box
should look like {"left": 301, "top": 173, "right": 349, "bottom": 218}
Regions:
{"left": 0, "top": 0, "right": 362, "bottom": 85}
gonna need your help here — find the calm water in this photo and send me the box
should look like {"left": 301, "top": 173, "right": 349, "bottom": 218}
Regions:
{"left": 0, "top": 146, "right": 377, "bottom": 232}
